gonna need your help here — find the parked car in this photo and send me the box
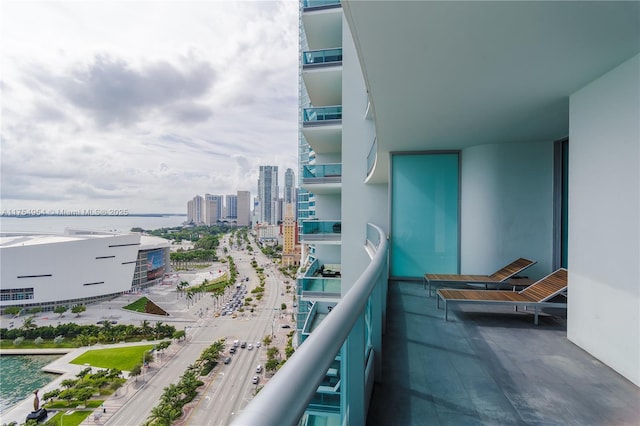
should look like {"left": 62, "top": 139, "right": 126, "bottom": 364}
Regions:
{"left": 224, "top": 357, "right": 231, "bottom": 364}
{"left": 281, "top": 324, "right": 291, "bottom": 329}
{"left": 252, "top": 375, "right": 259, "bottom": 384}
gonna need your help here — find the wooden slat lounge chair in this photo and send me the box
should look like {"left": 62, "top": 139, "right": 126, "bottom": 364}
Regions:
{"left": 436, "top": 268, "right": 568, "bottom": 325}
{"left": 424, "top": 257, "right": 536, "bottom": 296}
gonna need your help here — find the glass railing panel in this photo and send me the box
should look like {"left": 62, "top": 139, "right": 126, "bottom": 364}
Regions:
{"left": 303, "top": 164, "right": 342, "bottom": 179}
{"left": 302, "top": 0, "right": 341, "bottom": 10}
{"left": 302, "top": 220, "right": 342, "bottom": 235}
{"left": 299, "top": 277, "right": 341, "bottom": 294}
{"left": 303, "top": 48, "right": 343, "bottom": 66}
{"left": 303, "top": 106, "right": 342, "bottom": 123}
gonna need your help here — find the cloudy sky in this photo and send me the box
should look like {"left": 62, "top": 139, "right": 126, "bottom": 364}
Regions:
{"left": 1, "top": 0, "right": 299, "bottom": 214}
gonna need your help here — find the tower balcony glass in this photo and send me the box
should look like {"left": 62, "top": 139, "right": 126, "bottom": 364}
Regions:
{"left": 302, "top": 163, "right": 342, "bottom": 194}
{"left": 303, "top": 48, "right": 343, "bottom": 68}
{"left": 303, "top": 106, "right": 342, "bottom": 126}
{"left": 300, "top": 220, "right": 342, "bottom": 243}
{"left": 299, "top": 277, "right": 341, "bottom": 300}
{"left": 302, "top": 0, "right": 341, "bottom": 11}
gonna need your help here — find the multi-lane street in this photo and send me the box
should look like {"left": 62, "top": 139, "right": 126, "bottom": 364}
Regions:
{"left": 105, "top": 236, "right": 290, "bottom": 426}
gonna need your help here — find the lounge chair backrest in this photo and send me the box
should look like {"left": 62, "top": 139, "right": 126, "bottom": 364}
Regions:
{"left": 489, "top": 258, "right": 536, "bottom": 281}
{"left": 518, "top": 269, "right": 568, "bottom": 302}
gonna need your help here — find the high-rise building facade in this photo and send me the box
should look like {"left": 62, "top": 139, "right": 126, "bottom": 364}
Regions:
{"left": 236, "top": 190, "right": 251, "bottom": 227}
{"left": 226, "top": 194, "right": 238, "bottom": 219}
{"left": 258, "top": 165, "right": 279, "bottom": 225}
{"left": 187, "top": 195, "right": 204, "bottom": 224}
{"left": 236, "top": 1, "right": 640, "bottom": 425}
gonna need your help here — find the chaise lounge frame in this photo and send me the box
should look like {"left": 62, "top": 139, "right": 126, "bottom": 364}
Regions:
{"left": 424, "top": 257, "right": 536, "bottom": 296}
{"left": 436, "top": 268, "right": 568, "bottom": 325}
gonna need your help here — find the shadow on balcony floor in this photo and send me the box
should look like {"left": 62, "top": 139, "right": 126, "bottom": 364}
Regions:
{"left": 367, "top": 281, "right": 640, "bottom": 425}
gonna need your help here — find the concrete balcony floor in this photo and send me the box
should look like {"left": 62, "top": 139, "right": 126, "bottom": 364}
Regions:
{"left": 368, "top": 281, "right": 640, "bottom": 425}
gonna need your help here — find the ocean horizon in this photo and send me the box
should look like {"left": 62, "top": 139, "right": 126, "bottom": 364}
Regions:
{"left": 0, "top": 214, "right": 187, "bottom": 234}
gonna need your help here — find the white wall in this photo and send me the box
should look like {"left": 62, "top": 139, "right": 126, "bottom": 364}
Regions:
{"left": 461, "top": 141, "right": 554, "bottom": 279}
{"left": 568, "top": 54, "right": 640, "bottom": 386}
{"left": 341, "top": 18, "right": 388, "bottom": 290}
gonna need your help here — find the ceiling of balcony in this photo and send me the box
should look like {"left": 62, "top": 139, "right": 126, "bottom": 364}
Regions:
{"left": 302, "top": 6, "right": 343, "bottom": 50}
{"left": 342, "top": 0, "right": 640, "bottom": 181}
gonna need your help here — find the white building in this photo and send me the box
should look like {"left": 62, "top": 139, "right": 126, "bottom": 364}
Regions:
{"left": 0, "top": 229, "right": 170, "bottom": 312}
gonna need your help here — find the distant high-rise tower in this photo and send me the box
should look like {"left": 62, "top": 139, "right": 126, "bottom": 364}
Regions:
{"left": 226, "top": 194, "right": 238, "bottom": 219}
{"left": 205, "top": 194, "right": 224, "bottom": 221}
{"left": 236, "top": 191, "right": 251, "bottom": 227}
{"left": 258, "top": 165, "right": 279, "bottom": 225}
{"left": 285, "top": 168, "right": 296, "bottom": 204}
{"left": 187, "top": 195, "right": 204, "bottom": 224}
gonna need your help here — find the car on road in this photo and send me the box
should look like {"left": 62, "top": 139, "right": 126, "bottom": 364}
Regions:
{"left": 230, "top": 347, "right": 236, "bottom": 354}
{"left": 252, "top": 375, "right": 259, "bottom": 384}
{"left": 256, "top": 365, "right": 262, "bottom": 373}
{"left": 255, "top": 341, "right": 261, "bottom": 347}
{"left": 224, "top": 357, "right": 231, "bottom": 364}
{"left": 247, "top": 344, "right": 253, "bottom": 350}
{"left": 240, "top": 341, "right": 247, "bottom": 348}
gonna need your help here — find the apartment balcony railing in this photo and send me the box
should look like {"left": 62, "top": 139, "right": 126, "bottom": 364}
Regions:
{"left": 303, "top": 106, "right": 342, "bottom": 126}
{"left": 300, "top": 220, "right": 342, "bottom": 243}
{"left": 302, "top": 163, "right": 342, "bottom": 184}
{"left": 303, "top": 48, "right": 343, "bottom": 68}
{"left": 299, "top": 277, "right": 341, "bottom": 300}
{"left": 302, "top": 0, "right": 341, "bottom": 11}
{"left": 232, "top": 223, "right": 388, "bottom": 425}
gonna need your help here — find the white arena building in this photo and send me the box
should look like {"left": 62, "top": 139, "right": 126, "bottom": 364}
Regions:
{"left": 0, "top": 229, "right": 170, "bottom": 313}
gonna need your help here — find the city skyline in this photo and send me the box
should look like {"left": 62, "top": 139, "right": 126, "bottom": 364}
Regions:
{"left": 1, "top": 1, "right": 298, "bottom": 214}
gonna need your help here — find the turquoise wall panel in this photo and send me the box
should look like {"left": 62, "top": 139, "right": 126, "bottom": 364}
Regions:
{"left": 391, "top": 153, "right": 459, "bottom": 277}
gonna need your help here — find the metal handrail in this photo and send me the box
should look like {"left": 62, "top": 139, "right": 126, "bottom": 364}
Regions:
{"left": 232, "top": 223, "right": 388, "bottom": 426}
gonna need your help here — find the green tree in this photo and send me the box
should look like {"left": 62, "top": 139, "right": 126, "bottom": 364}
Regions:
{"left": 172, "top": 330, "right": 186, "bottom": 341}
{"left": 71, "top": 305, "right": 87, "bottom": 316}
{"left": 130, "top": 363, "right": 142, "bottom": 382}
{"left": 21, "top": 316, "right": 37, "bottom": 331}
{"left": 4, "top": 306, "right": 21, "bottom": 316}
{"left": 54, "top": 306, "right": 68, "bottom": 317}
{"left": 267, "top": 346, "right": 280, "bottom": 359}
{"left": 265, "top": 358, "right": 280, "bottom": 373}
{"left": 262, "top": 335, "right": 272, "bottom": 346}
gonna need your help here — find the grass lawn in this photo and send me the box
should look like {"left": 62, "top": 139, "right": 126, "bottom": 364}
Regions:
{"left": 122, "top": 297, "right": 148, "bottom": 313}
{"left": 47, "top": 409, "right": 93, "bottom": 426}
{"left": 70, "top": 345, "right": 154, "bottom": 370}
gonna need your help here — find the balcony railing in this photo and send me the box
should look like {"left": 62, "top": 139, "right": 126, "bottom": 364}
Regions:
{"left": 303, "top": 163, "right": 342, "bottom": 184}
{"left": 302, "top": 0, "right": 341, "bottom": 11}
{"left": 232, "top": 223, "right": 388, "bottom": 425}
{"left": 303, "top": 48, "right": 343, "bottom": 68}
{"left": 303, "top": 106, "right": 342, "bottom": 126}
{"left": 300, "top": 220, "right": 342, "bottom": 242}
{"left": 299, "top": 277, "right": 341, "bottom": 299}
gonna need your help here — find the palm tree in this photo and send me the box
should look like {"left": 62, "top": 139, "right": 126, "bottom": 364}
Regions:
{"left": 148, "top": 404, "right": 180, "bottom": 426}
{"left": 140, "top": 320, "right": 152, "bottom": 338}
{"left": 130, "top": 364, "right": 142, "bottom": 382}
{"left": 21, "top": 316, "right": 37, "bottom": 331}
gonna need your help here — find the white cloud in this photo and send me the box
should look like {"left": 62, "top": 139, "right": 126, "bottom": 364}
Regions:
{"left": 0, "top": 0, "right": 299, "bottom": 213}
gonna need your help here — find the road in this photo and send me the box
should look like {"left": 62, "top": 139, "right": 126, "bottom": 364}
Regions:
{"left": 105, "top": 236, "right": 290, "bottom": 426}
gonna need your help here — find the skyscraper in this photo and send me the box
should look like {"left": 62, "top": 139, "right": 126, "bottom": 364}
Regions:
{"left": 226, "top": 194, "right": 238, "bottom": 219}
{"left": 258, "top": 165, "right": 279, "bottom": 225}
{"left": 236, "top": 190, "right": 251, "bottom": 227}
